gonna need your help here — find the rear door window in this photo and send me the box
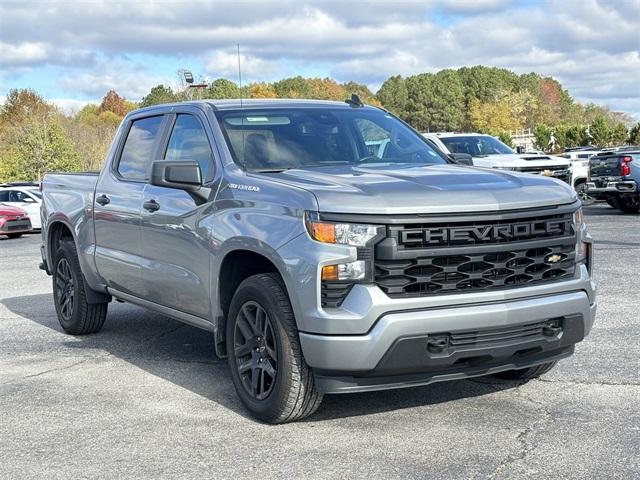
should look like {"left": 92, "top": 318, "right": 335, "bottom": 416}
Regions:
{"left": 118, "top": 116, "right": 164, "bottom": 180}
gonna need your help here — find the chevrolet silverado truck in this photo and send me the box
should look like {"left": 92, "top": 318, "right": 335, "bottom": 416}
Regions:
{"left": 423, "top": 133, "right": 572, "bottom": 185}
{"left": 587, "top": 149, "right": 639, "bottom": 213}
{"left": 40, "top": 99, "right": 597, "bottom": 423}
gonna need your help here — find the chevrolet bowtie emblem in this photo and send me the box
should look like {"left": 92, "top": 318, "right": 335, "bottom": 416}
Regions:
{"left": 542, "top": 170, "right": 553, "bottom": 176}
{"left": 545, "top": 254, "right": 562, "bottom": 264}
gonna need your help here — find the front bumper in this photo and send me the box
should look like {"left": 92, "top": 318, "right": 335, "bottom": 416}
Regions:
{"left": 0, "top": 217, "right": 32, "bottom": 234}
{"left": 301, "top": 290, "right": 595, "bottom": 393}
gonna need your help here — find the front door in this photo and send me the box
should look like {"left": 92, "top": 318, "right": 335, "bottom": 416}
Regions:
{"left": 94, "top": 114, "right": 165, "bottom": 297}
{"left": 140, "top": 110, "right": 218, "bottom": 319}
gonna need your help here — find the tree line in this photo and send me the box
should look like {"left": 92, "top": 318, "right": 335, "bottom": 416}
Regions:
{"left": 1, "top": 66, "right": 639, "bottom": 182}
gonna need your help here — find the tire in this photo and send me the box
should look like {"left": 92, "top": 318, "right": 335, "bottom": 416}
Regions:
{"left": 605, "top": 197, "right": 618, "bottom": 208}
{"left": 226, "top": 273, "right": 323, "bottom": 423}
{"left": 490, "top": 361, "right": 557, "bottom": 381}
{"left": 575, "top": 183, "right": 594, "bottom": 206}
{"left": 7, "top": 233, "right": 23, "bottom": 239}
{"left": 616, "top": 196, "right": 640, "bottom": 214}
{"left": 52, "top": 240, "right": 108, "bottom": 335}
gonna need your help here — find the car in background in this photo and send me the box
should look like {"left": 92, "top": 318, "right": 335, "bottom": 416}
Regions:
{"left": 587, "top": 150, "right": 639, "bottom": 214}
{"left": 0, "top": 183, "right": 42, "bottom": 230}
{"left": 561, "top": 147, "right": 605, "bottom": 204}
{"left": 0, "top": 203, "right": 32, "bottom": 238}
{"left": 424, "top": 133, "right": 572, "bottom": 185}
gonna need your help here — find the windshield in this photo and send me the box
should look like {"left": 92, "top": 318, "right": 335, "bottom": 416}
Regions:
{"left": 28, "top": 189, "right": 42, "bottom": 199}
{"left": 440, "top": 135, "right": 515, "bottom": 157}
{"left": 215, "top": 108, "right": 447, "bottom": 171}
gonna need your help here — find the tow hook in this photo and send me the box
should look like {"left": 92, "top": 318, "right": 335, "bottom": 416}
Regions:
{"left": 426, "top": 335, "right": 449, "bottom": 354}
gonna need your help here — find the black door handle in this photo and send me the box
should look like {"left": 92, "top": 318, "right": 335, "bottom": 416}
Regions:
{"left": 143, "top": 199, "right": 160, "bottom": 212}
{"left": 96, "top": 194, "right": 110, "bottom": 206}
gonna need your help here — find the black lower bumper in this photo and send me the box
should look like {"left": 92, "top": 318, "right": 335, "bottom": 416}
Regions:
{"left": 315, "top": 314, "right": 584, "bottom": 394}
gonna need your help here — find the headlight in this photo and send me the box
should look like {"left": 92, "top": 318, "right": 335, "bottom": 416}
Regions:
{"left": 574, "top": 207, "right": 588, "bottom": 264}
{"left": 573, "top": 207, "right": 585, "bottom": 230}
{"left": 305, "top": 212, "right": 378, "bottom": 247}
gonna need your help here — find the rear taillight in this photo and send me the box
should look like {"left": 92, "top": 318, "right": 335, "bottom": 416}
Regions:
{"left": 620, "top": 156, "right": 633, "bottom": 176}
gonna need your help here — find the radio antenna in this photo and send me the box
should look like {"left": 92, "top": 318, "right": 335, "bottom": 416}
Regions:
{"left": 237, "top": 43, "right": 247, "bottom": 171}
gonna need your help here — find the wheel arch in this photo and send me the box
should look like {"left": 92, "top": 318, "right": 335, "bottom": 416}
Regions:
{"left": 47, "top": 220, "right": 110, "bottom": 305}
{"left": 214, "top": 245, "right": 292, "bottom": 357}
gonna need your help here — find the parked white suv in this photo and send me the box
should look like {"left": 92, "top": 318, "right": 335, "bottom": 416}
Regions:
{"left": 0, "top": 184, "right": 42, "bottom": 229}
{"left": 424, "top": 133, "right": 571, "bottom": 185}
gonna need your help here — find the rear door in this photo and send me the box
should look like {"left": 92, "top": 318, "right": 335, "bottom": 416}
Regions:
{"left": 140, "top": 107, "right": 219, "bottom": 318}
{"left": 94, "top": 113, "right": 167, "bottom": 297}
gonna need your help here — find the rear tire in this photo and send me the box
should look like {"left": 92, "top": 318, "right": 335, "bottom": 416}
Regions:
{"left": 616, "top": 196, "right": 640, "bottom": 214}
{"left": 7, "top": 233, "right": 23, "bottom": 239}
{"left": 490, "top": 361, "right": 557, "bottom": 381}
{"left": 226, "top": 273, "right": 323, "bottom": 423}
{"left": 606, "top": 196, "right": 621, "bottom": 208}
{"left": 53, "top": 240, "right": 108, "bottom": 334}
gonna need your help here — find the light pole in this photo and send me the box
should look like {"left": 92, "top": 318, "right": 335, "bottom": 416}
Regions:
{"left": 183, "top": 70, "right": 208, "bottom": 100}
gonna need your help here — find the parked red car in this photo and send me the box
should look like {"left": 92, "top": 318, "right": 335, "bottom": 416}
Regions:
{"left": 0, "top": 203, "right": 32, "bottom": 238}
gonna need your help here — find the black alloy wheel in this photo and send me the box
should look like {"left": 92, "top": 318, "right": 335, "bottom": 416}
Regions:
{"left": 55, "top": 257, "right": 75, "bottom": 321}
{"left": 233, "top": 300, "right": 278, "bottom": 400}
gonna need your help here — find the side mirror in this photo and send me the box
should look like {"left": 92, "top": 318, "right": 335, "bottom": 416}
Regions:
{"left": 448, "top": 153, "right": 474, "bottom": 166}
{"left": 516, "top": 146, "right": 526, "bottom": 154}
{"left": 151, "top": 161, "right": 202, "bottom": 191}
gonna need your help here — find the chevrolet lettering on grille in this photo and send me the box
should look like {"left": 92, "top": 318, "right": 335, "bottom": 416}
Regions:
{"left": 401, "top": 219, "right": 573, "bottom": 246}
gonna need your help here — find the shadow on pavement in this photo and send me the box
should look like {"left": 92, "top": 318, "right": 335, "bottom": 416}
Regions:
{"left": 2, "top": 293, "right": 519, "bottom": 422}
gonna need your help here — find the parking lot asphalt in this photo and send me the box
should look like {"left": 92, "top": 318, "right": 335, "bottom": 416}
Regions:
{"left": 0, "top": 204, "right": 638, "bottom": 480}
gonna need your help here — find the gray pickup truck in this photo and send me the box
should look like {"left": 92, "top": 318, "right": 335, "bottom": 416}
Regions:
{"left": 40, "top": 99, "right": 597, "bottom": 423}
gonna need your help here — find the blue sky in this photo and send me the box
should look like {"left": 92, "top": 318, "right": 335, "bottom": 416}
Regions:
{"left": 1, "top": 0, "right": 638, "bottom": 118}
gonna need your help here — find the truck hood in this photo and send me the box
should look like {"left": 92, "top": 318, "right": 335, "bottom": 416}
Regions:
{"left": 471, "top": 154, "right": 570, "bottom": 168}
{"left": 258, "top": 163, "right": 577, "bottom": 214}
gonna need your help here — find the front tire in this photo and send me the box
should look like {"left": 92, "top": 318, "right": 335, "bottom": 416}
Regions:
{"left": 226, "top": 273, "right": 323, "bottom": 423}
{"left": 53, "top": 240, "right": 108, "bottom": 335}
{"left": 6, "top": 233, "right": 23, "bottom": 239}
{"left": 575, "top": 183, "right": 594, "bottom": 205}
{"left": 490, "top": 361, "right": 557, "bottom": 381}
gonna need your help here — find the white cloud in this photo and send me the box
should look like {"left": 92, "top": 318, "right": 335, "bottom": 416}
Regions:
{"left": 0, "top": 0, "right": 638, "bottom": 117}
{"left": 203, "top": 51, "right": 282, "bottom": 81}
{"left": 57, "top": 59, "right": 165, "bottom": 101}
{"left": 50, "top": 98, "right": 91, "bottom": 115}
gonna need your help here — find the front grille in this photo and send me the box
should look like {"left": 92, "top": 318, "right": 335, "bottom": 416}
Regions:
{"left": 5, "top": 220, "right": 30, "bottom": 231}
{"left": 516, "top": 166, "right": 570, "bottom": 183}
{"left": 374, "top": 208, "right": 577, "bottom": 298}
{"left": 375, "top": 244, "right": 575, "bottom": 297}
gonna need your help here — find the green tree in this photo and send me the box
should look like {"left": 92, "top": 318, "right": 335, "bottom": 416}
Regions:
{"left": 533, "top": 124, "right": 552, "bottom": 151}
{"left": 404, "top": 73, "right": 433, "bottom": 132}
{"left": 376, "top": 75, "right": 408, "bottom": 117}
{"left": 140, "top": 84, "right": 177, "bottom": 107}
{"left": 205, "top": 78, "right": 241, "bottom": 99}
{"left": 341, "top": 81, "right": 379, "bottom": 105}
{"left": 0, "top": 115, "right": 80, "bottom": 181}
{"left": 427, "top": 69, "right": 465, "bottom": 131}
{"left": 628, "top": 122, "right": 640, "bottom": 144}
{"left": 589, "top": 116, "right": 611, "bottom": 147}
{"left": 610, "top": 122, "right": 628, "bottom": 146}
{"left": 272, "top": 76, "right": 311, "bottom": 98}
{"left": 498, "top": 131, "right": 514, "bottom": 148}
